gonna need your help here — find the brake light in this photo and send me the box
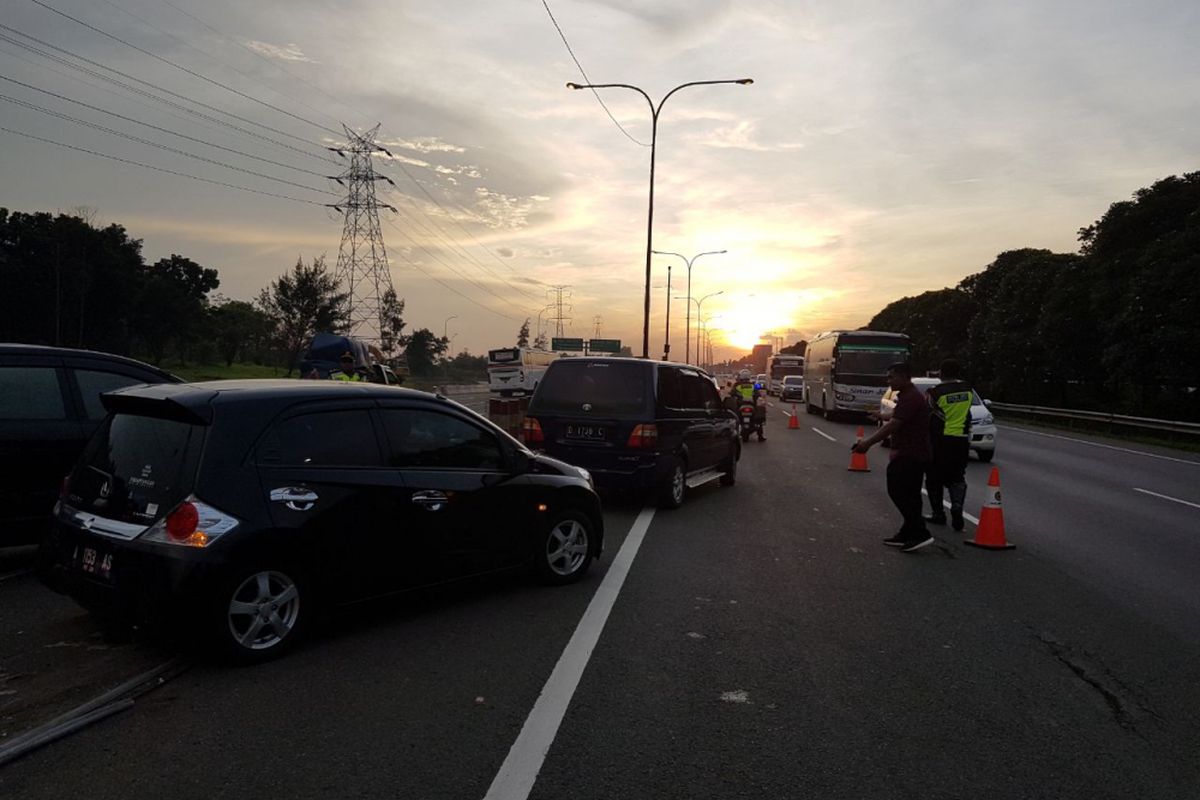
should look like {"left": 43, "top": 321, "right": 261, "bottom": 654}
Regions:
{"left": 523, "top": 417, "right": 544, "bottom": 445}
{"left": 626, "top": 424, "right": 658, "bottom": 448}
{"left": 165, "top": 501, "right": 201, "bottom": 544}
{"left": 59, "top": 475, "right": 71, "bottom": 499}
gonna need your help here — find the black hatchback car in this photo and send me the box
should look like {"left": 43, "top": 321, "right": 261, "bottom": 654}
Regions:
{"left": 523, "top": 358, "right": 740, "bottom": 508}
{"left": 0, "top": 344, "right": 178, "bottom": 546}
{"left": 40, "top": 380, "right": 603, "bottom": 662}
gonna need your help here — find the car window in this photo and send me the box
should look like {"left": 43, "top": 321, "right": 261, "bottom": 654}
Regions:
{"left": 700, "top": 379, "right": 723, "bottom": 410}
{"left": 0, "top": 366, "right": 67, "bottom": 420}
{"left": 656, "top": 367, "right": 688, "bottom": 410}
{"left": 680, "top": 372, "right": 711, "bottom": 410}
{"left": 75, "top": 370, "right": 144, "bottom": 420}
{"left": 258, "top": 410, "right": 382, "bottom": 467}
{"left": 531, "top": 361, "right": 649, "bottom": 415}
{"left": 380, "top": 408, "right": 504, "bottom": 470}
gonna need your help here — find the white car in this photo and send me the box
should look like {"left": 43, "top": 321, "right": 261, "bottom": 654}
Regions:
{"left": 879, "top": 379, "right": 997, "bottom": 461}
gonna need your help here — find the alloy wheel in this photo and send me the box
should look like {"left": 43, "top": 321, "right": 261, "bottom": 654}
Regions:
{"left": 227, "top": 570, "right": 301, "bottom": 651}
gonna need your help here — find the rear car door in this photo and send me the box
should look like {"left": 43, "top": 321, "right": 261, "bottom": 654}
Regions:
{"left": 0, "top": 356, "right": 81, "bottom": 542}
{"left": 255, "top": 405, "right": 405, "bottom": 600}
{"left": 657, "top": 367, "right": 716, "bottom": 472}
{"left": 377, "top": 405, "right": 525, "bottom": 583}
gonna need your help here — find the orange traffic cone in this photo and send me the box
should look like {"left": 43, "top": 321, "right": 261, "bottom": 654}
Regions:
{"left": 848, "top": 426, "right": 870, "bottom": 472}
{"left": 788, "top": 404, "right": 800, "bottom": 429}
{"left": 964, "top": 467, "right": 1015, "bottom": 550}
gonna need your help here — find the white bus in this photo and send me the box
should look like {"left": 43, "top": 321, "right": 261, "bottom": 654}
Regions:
{"left": 487, "top": 347, "right": 559, "bottom": 396}
{"left": 802, "top": 330, "right": 911, "bottom": 419}
{"left": 766, "top": 354, "right": 805, "bottom": 395}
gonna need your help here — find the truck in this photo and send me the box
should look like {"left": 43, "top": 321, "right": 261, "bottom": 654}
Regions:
{"left": 299, "top": 332, "right": 409, "bottom": 385}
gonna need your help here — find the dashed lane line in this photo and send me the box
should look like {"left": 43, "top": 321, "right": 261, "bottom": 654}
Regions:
{"left": 999, "top": 425, "right": 1200, "bottom": 467}
{"left": 483, "top": 507, "right": 657, "bottom": 800}
{"left": 811, "top": 427, "right": 837, "bottom": 442}
{"left": 1132, "top": 488, "right": 1200, "bottom": 511}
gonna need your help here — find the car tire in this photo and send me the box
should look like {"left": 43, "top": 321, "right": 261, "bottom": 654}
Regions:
{"left": 719, "top": 445, "right": 738, "bottom": 486}
{"left": 806, "top": 401, "right": 819, "bottom": 415}
{"left": 976, "top": 448, "right": 995, "bottom": 462}
{"left": 209, "top": 564, "right": 308, "bottom": 665}
{"left": 535, "top": 510, "right": 596, "bottom": 585}
{"left": 659, "top": 459, "right": 687, "bottom": 509}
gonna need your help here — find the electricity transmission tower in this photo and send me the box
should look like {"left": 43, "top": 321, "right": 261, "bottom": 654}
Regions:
{"left": 328, "top": 124, "right": 397, "bottom": 346}
{"left": 548, "top": 285, "right": 572, "bottom": 337}
{"left": 593, "top": 315, "right": 603, "bottom": 338}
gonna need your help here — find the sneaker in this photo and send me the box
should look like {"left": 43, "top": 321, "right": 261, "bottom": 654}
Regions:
{"left": 951, "top": 511, "right": 965, "bottom": 532}
{"left": 900, "top": 534, "right": 935, "bottom": 553}
{"left": 924, "top": 514, "right": 947, "bottom": 525}
{"left": 883, "top": 534, "right": 907, "bottom": 547}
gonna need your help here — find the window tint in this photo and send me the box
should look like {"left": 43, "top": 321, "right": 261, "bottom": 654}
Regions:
{"left": 259, "top": 410, "right": 381, "bottom": 467}
{"left": 657, "top": 367, "right": 687, "bottom": 409}
{"left": 532, "top": 361, "right": 649, "bottom": 415}
{"left": 380, "top": 409, "right": 503, "bottom": 470}
{"left": 0, "top": 366, "right": 66, "bottom": 419}
{"left": 75, "top": 370, "right": 144, "bottom": 420}
{"left": 680, "top": 372, "right": 710, "bottom": 410}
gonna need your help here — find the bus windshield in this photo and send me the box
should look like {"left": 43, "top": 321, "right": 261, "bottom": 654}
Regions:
{"left": 836, "top": 349, "right": 907, "bottom": 376}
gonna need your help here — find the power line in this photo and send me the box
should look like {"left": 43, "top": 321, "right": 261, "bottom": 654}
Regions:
{"left": 539, "top": 0, "right": 649, "bottom": 147}
{"left": 0, "top": 74, "right": 332, "bottom": 179}
{"left": 0, "top": 123, "right": 327, "bottom": 205}
{"left": 0, "top": 25, "right": 339, "bottom": 164}
{"left": 0, "top": 92, "right": 335, "bottom": 195}
{"left": 27, "top": 0, "right": 343, "bottom": 138}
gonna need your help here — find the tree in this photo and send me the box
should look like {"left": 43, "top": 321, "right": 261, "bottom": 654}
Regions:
{"left": 517, "top": 318, "right": 530, "bottom": 348}
{"left": 210, "top": 300, "right": 273, "bottom": 366}
{"left": 378, "top": 287, "right": 407, "bottom": 359}
{"left": 533, "top": 331, "right": 548, "bottom": 350}
{"left": 404, "top": 328, "right": 449, "bottom": 376}
{"left": 780, "top": 340, "right": 808, "bottom": 356}
{"left": 868, "top": 288, "right": 976, "bottom": 376}
{"left": 257, "top": 256, "right": 349, "bottom": 375}
{"left": 136, "top": 255, "right": 220, "bottom": 364}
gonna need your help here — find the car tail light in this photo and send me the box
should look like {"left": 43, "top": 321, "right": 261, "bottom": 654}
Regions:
{"left": 59, "top": 475, "right": 71, "bottom": 499}
{"left": 142, "top": 497, "right": 239, "bottom": 548}
{"left": 523, "top": 417, "right": 544, "bottom": 445}
{"left": 626, "top": 424, "right": 658, "bottom": 449}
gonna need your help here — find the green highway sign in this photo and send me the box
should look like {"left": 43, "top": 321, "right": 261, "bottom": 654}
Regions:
{"left": 588, "top": 338, "right": 621, "bottom": 353}
{"left": 552, "top": 337, "right": 585, "bottom": 351}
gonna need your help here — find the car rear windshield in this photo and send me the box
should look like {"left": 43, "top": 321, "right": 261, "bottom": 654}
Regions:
{"left": 68, "top": 413, "right": 205, "bottom": 524}
{"left": 530, "top": 361, "right": 649, "bottom": 416}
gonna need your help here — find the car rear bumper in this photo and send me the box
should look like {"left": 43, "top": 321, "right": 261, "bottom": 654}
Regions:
{"left": 537, "top": 445, "right": 663, "bottom": 489}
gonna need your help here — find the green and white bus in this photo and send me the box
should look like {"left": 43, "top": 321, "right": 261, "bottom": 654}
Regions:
{"left": 802, "top": 330, "right": 911, "bottom": 418}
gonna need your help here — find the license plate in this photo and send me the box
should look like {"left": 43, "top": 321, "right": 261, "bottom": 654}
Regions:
{"left": 75, "top": 545, "right": 115, "bottom": 583}
{"left": 566, "top": 424, "right": 605, "bottom": 440}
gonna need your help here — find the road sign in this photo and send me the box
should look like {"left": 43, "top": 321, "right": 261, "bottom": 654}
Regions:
{"left": 552, "top": 337, "right": 585, "bottom": 351}
{"left": 588, "top": 338, "right": 621, "bottom": 353}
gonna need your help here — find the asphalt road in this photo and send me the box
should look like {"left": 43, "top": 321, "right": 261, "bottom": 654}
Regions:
{"left": 1, "top": 407, "right": 1198, "bottom": 799}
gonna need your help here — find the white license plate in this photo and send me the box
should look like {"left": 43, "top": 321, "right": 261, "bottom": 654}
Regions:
{"left": 566, "top": 425, "right": 605, "bottom": 440}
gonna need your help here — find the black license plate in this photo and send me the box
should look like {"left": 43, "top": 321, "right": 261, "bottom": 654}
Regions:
{"left": 565, "top": 424, "right": 606, "bottom": 440}
{"left": 74, "top": 544, "right": 115, "bottom": 584}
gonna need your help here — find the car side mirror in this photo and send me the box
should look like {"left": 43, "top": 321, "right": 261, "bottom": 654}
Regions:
{"left": 983, "top": 399, "right": 992, "bottom": 408}
{"left": 509, "top": 448, "right": 532, "bottom": 474}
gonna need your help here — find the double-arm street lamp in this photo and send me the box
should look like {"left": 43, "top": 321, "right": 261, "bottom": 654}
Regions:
{"left": 566, "top": 78, "right": 753, "bottom": 359}
{"left": 676, "top": 290, "right": 725, "bottom": 366}
{"left": 653, "top": 249, "right": 726, "bottom": 364}
{"left": 443, "top": 315, "right": 458, "bottom": 341}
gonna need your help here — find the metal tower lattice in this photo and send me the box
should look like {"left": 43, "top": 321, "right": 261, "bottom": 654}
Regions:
{"left": 329, "top": 124, "right": 397, "bottom": 346}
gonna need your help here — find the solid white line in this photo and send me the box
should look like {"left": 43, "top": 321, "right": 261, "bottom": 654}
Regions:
{"left": 483, "top": 507, "right": 657, "bottom": 800}
{"left": 1132, "top": 488, "right": 1200, "bottom": 511}
{"left": 921, "top": 489, "right": 980, "bottom": 526}
{"left": 999, "top": 425, "right": 1200, "bottom": 467}
{"left": 811, "top": 427, "right": 836, "bottom": 442}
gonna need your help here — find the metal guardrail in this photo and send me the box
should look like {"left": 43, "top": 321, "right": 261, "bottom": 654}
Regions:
{"left": 988, "top": 402, "right": 1200, "bottom": 437}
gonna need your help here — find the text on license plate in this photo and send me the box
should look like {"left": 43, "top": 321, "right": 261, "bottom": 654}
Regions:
{"left": 566, "top": 425, "right": 606, "bottom": 440}
{"left": 76, "top": 546, "right": 114, "bottom": 581}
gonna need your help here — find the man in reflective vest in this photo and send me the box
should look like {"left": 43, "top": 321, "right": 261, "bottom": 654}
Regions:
{"left": 331, "top": 351, "right": 364, "bottom": 382}
{"left": 925, "top": 358, "right": 973, "bottom": 530}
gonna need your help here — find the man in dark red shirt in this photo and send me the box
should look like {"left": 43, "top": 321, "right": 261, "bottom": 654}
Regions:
{"left": 852, "top": 362, "right": 935, "bottom": 552}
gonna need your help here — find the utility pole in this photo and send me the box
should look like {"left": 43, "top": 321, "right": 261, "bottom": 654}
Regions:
{"left": 327, "top": 123, "right": 398, "bottom": 346}
{"left": 593, "top": 315, "right": 603, "bottom": 338}
{"left": 548, "top": 285, "right": 572, "bottom": 338}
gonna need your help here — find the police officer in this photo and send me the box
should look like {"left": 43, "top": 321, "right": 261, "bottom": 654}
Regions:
{"left": 730, "top": 369, "right": 766, "bottom": 441}
{"left": 331, "top": 351, "right": 364, "bottom": 382}
{"left": 925, "top": 358, "right": 973, "bottom": 530}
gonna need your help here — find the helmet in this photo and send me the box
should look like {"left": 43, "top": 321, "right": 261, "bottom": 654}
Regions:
{"left": 738, "top": 369, "right": 751, "bottom": 381}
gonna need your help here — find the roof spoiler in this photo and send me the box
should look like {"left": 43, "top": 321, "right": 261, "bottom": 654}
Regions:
{"left": 100, "top": 386, "right": 215, "bottom": 425}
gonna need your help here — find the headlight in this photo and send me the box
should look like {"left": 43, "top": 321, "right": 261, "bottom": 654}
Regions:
{"left": 982, "top": 415, "right": 994, "bottom": 425}
{"left": 141, "top": 497, "right": 239, "bottom": 548}
{"left": 835, "top": 391, "right": 855, "bottom": 402}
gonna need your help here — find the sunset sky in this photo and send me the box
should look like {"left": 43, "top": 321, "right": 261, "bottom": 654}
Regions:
{"left": 1, "top": 0, "right": 1196, "bottom": 359}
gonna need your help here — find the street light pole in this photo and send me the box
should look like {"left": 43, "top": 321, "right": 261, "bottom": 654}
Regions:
{"left": 443, "top": 315, "right": 458, "bottom": 341}
{"left": 653, "top": 249, "right": 726, "bottom": 364}
{"left": 663, "top": 263, "right": 672, "bottom": 361}
{"left": 535, "top": 303, "right": 555, "bottom": 345}
{"left": 567, "top": 79, "right": 753, "bottom": 359}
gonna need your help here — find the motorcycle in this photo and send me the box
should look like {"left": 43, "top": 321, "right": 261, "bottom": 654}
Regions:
{"left": 738, "top": 398, "right": 766, "bottom": 442}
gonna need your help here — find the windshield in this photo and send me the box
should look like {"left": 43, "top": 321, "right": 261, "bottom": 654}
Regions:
{"left": 530, "top": 361, "right": 649, "bottom": 416}
{"left": 835, "top": 348, "right": 909, "bottom": 376}
{"left": 782, "top": 376, "right": 803, "bottom": 385}
{"left": 488, "top": 348, "right": 519, "bottom": 364}
{"left": 68, "top": 414, "right": 204, "bottom": 524}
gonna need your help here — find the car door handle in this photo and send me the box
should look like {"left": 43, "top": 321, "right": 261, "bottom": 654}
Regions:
{"left": 411, "top": 490, "right": 449, "bottom": 511}
{"left": 269, "top": 487, "right": 318, "bottom": 512}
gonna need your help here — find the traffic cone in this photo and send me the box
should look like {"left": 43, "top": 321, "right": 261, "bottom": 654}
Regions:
{"left": 964, "top": 467, "right": 1015, "bottom": 550}
{"left": 788, "top": 404, "right": 800, "bottom": 429}
{"left": 848, "top": 426, "right": 870, "bottom": 472}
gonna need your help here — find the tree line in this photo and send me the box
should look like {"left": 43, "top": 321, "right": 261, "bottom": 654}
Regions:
{"left": 0, "top": 208, "right": 479, "bottom": 378}
{"left": 865, "top": 172, "right": 1200, "bottom": 420}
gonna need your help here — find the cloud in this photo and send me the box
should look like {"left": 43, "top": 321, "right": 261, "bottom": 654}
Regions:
{"left": 690, "top": 120, "right": 804, "bottom": 152}
{"left": 243, "top": 40, "right": 315, "bottom": 63}
{"left": 496, "top": 247, "right": 514, "bottom": 258}
{"left": 380, "top": 136, "right": 467, "bottom": 154}
{"left": 473, "top": 187, "right": 550, "bottom": 230}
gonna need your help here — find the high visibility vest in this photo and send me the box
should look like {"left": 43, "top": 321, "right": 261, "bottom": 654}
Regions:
{"left": 332, "top": 371, "right": 363, "bottom": 382}
{"left": 929, "top": 380, "right": 972, "bottom": 437}
{"left": 734, "top": 383, "right": 755, "bottom": 401}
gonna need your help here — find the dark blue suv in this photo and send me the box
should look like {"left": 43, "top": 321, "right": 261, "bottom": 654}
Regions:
{"left": 523, "top": 358, "right": 740, "bottom": 508}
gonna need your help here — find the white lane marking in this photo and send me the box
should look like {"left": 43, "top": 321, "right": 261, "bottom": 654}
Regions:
{"left": 999, "top": 425, "right": 1200, "bottom": 467}
{"left": 921, "top": 489, "right": 980, "bottom": 526}
{"left": 483, "top": 507, "right": 657, "bottom": 800}
{"left": 811, "top": 427, "right": 836, "bottom": 442}
{"left": 778, "top": 409, "right": 794, "bottom": 418}
{"left": 0, "top": 567, "right": 33, "bottom": 584}
{"left": 1132, "top": 488, "right": 1200, "bottom": 511}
